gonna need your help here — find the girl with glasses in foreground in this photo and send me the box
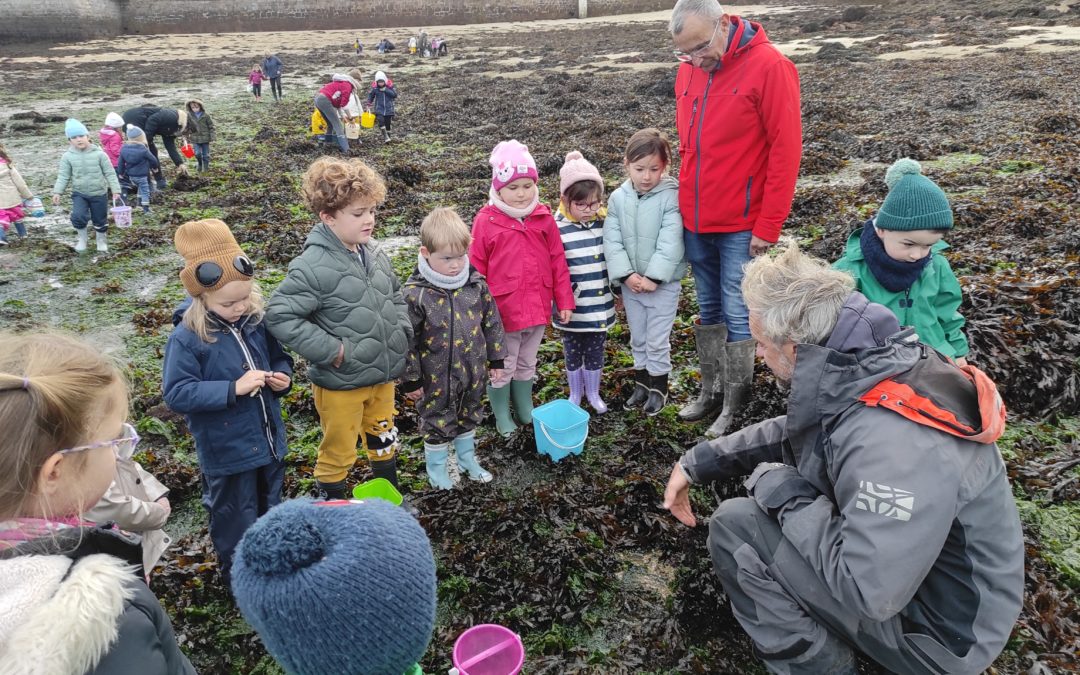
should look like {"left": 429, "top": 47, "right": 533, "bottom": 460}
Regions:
{"left": 0, "top": 332, "right": 195, "bottom": 674}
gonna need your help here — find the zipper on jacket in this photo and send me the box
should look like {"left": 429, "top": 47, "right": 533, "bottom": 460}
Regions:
{"left": 743, "top": 176, "right": 753, "bottom": 218}
{"left": 687, "top": 99, "right": 700, "bottom": 149}
{"left": 223, "top": 322, "right": 278, "bottom": 460}
{"left": 693, "top": 71, "right": 715, "bottom": 234}
{"left": 441, "top": 286, "right": 467, "bottom": 416}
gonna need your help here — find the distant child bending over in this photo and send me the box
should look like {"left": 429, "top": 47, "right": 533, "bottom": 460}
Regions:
{"left": 553, "top": 151, "right": 614, "bottom": 414}
{"left": 185, "top": 99, "right": 216, "bottom": 172}
{"left": 0, "top": 142, "right": 35, "bottom": 244}
{"left": 248, "top": 64, "right": 268, "bottom": 102}
{"left": 162, "top": 219, "right": 293, "bottom": 585}
{"left": 314, "top": 70, "right": 364, "bottom": 154}
{"left": 118, "top": 125, "right": 160, "bottom": 214}
{"left": 83, "top": 432, "right": 174, "bottom": 577}
{"left": 266, "top": 157, "right": 413, "bottom": 500}
{"left": 834, "top": 158, "right": 969, "bottom": 364}
{"left": 604, "top": 128, "right": 686, "bottom": 416}
{"left": 403, "top": 207, "right": 507, "bottom": 489}
{"left": 366, "top": 70, "right": 398, "bottom": 143}
{"left": 470, "top": 140, "right": 574, "bottom": 436}
{"left": 0, "top": 332, "right": 195, "bottom": 674}
{"left": 99, "top": 112, "right": 125, "bottom": 172}
{"left": 52, "top": 118, "right": 122, "bottom": 253}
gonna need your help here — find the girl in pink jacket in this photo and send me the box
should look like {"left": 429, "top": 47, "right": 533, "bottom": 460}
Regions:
{"left": 98, "top": 112, "right": 125, "bottom": 168}
{"left": 248, "top": 64, "right": 268, "bottom": 102}
{"left": 470, "top": 140, "right": 574, "bottom": 436}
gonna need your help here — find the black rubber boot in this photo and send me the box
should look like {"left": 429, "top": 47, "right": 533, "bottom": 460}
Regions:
{"left": 371, "top": 456, "right": 419, "bottom": 517}
{"left": 623, "top": 369, "right": 649, "bottom": 410}
{"left": 643, "top": 373, "right": 669, "bottom": 417}
{"left": 316, "top": 479, "right": 349, "bottom": 500}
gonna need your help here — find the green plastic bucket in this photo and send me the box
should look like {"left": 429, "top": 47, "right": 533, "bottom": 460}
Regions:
{"left": 351, "top": 478, "right": 403, "bottom": 505}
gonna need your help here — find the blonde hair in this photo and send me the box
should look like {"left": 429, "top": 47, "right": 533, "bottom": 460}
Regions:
{"left": 420, "top": 207, "right": 471, "bottom": 253}
{"left": 0, "top": 142, "right": 12, "bottom": 165}
{"left": 182, "top": 282, "right": 267, "bottom": 343}
{"left": 302, "top": 157, "right": 387, "bottom": 216}
{"left": 741, "top": 240, "right": 855, "bottom": 347}
{"left": 0, "top": 333, "right": 125, "bottom": 520}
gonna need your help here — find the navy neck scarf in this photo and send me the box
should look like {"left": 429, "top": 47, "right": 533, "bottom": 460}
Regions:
{"left": 860, "top": 224, "right": 932, "bottom": 293}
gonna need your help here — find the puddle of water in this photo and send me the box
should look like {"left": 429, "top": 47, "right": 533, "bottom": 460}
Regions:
{"left": 797, "top": 158, "right": 881, "bottom": 189}
{"left": 489, "top": 55, "right": 545, "bottom": 67}
{"left": 377, "top": 234, "right": 420, "bottom": 257}
{"left": 597, "top": 51, "right": 644, "bottom": 60}
{"left": 878, "top": 25, "right": 1080, "bottom": 60}
{"left": 777, "top": 33, "right": 885, "bottom": 56}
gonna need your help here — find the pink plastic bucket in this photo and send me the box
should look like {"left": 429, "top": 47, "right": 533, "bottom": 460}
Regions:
{"left": 452, "top": 624, "right": 524, "bottom": 675}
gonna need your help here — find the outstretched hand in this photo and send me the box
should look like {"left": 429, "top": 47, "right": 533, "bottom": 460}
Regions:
{"left": 663, "top": 463, "right": 697, "bottom": 527}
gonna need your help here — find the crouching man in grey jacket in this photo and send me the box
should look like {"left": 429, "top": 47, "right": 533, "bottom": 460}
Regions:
{"left": 663, "top": 243, "right": 1023, "bottom": 675}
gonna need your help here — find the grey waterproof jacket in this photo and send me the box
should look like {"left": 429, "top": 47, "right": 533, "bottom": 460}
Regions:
{"left": 266, "top": 223, "right": 411, "bottom": 391}
{"left": 681, "top": 292, "right": 1024, "bottom": 675}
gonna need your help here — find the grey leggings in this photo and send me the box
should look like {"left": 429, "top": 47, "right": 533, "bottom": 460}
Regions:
{"left": 314, "top": 93, "right": 348, "bottom": 152}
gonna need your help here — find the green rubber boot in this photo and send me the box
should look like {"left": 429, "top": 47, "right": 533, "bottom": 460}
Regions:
{"left": 509, "top": 378, "right": 535, "bottom": 426}
{"left": 487, "top": 384, "right": 518, "bottom": 437}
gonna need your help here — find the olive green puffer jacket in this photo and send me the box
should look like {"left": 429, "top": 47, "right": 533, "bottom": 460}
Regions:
{"left": 265, "top": 223, "right": 411, "bottom": 390}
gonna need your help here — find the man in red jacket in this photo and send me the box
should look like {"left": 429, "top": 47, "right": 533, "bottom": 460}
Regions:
{"left": 671, "top": 0, "right": 802, "bottom": 438}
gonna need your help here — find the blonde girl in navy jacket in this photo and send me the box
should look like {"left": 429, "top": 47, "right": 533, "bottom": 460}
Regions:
{"left": 162, "top": 219, "right": 292, "bottom": 586}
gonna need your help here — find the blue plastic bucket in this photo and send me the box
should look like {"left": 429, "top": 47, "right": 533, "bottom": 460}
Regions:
{"left": 532, "top": 399, "right": 589, "bottom": 462}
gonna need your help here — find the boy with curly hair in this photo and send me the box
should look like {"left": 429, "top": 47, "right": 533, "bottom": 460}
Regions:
{"left": 266, "top": 157, "right": 412, "bottom": 500}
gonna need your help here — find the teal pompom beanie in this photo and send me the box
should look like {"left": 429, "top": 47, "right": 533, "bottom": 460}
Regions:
{"left": 64, "top": 118, "right": 89, "bottom": 139}
{"left": 231, "top": 498, "right": 437, "bottom": 675}
{"left": 876, "top": 158, "right": 954, "bottom": 231}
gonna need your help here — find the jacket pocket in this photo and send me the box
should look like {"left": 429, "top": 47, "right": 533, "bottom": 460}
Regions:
{"left": 677, "top": 96, "right": 700, "bottom": 154}
{"left": 743, "top": 176, "right": 753, "bottom": 218}
{"left": 487, "top": 276, "right": 520, "bottom": 297}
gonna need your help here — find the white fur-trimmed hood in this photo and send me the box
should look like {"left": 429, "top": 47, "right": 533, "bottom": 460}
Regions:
{"left": 0, "top": 554, "right": 136, "bottom": 675}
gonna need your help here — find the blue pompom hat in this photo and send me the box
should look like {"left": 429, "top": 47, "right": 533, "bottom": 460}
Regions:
{"left": 231, "top": 498, "right": 437, "bottom": 675}
{"left": 64, "top": 118, "right": 89, "bottom": 139}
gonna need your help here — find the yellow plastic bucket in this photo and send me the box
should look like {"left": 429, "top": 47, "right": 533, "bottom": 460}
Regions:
{"left": 310, "top": 109, "right": 327, "bottom": 135}
{"left": 360, "top": 111, "right": 376, "bottom": 129}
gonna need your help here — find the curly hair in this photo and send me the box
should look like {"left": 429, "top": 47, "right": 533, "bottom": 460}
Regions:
{"left": 301, "top": 157, "right": 387, "bottom": 215}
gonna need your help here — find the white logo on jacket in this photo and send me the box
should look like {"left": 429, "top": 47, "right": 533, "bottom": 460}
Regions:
{"left": 856, "top": 481, "right": 914, "bottom": 522}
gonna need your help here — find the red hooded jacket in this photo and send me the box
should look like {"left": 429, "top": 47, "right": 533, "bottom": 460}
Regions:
{"left": 470, "top": 203, "right": 574, "bottom": 333}
{"left": 675, "top": 18, "right": 802, "bottom": 243}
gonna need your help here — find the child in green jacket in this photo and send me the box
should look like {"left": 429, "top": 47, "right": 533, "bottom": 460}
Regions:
{"left": 185, "top": 99, "right": 215, "bottom": 172}
{"left": 834, "top": 158, "right": 968, "bottom": 363}
{"left": 52, "top": 118, "right": 122, "bottom": 253}
{"left": 265, "top": 157, "right": 412, "bottom": 500}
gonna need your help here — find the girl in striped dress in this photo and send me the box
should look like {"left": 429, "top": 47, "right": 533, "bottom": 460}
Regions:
{"left": 553, "top": 151, "right": 615, "bottom": 414}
